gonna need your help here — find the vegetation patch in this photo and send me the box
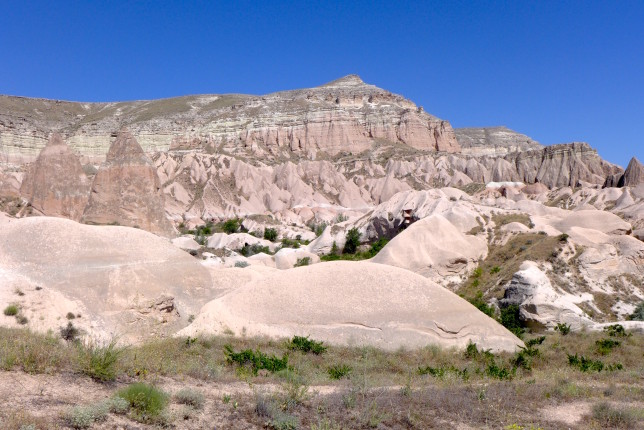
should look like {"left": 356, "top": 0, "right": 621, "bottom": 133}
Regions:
{"left": 287, "top": 336, "right": 326, "bottom": 355}
{"left": 224, "top": 345, "right": 289, "bottom": 375}
{"left": 116, "top": 383, "right": 169, "bottom": 424}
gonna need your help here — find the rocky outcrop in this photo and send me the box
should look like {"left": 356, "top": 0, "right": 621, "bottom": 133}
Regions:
{"left": 455, "top": 126, "right": 543, "bottom": 156}
{"left": 19, "top": 133, "right": 90, "bottom": 221}
{"left": 81, "top": 130, "right": 173, "bottom": 236}
{"left": 500, "top": 261, "right": 593, "bottom": 330}
{"left": 605, "top": 157, "right": 644, "bottom": 188}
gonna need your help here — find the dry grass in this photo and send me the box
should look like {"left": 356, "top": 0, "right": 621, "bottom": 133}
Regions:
{"left": 458, "top": 232, "right": 561, "bottom": 300}
{"left": 1, "top": 327, "right": 643, "bottom": 429}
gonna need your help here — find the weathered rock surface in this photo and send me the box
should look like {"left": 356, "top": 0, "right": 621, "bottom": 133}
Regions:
{"left": 81, "top": 130, "right": 173, "bottom": 236}
{"left": 454, "top": 126, "right": 543, "bottom": 156}
{"left": 179, "top": 261, "right": 523, "bottom": 352}
{"left": 606, "top": 157, "right": 644, "bottom": 187}
{"left": 500, "top": 261, "right": 593, "bottom": 330}
{"left": 0, "top": 75, "right": 459, "bottom": 164}
{"left": 19, "top": 133, "right": 89, "bottom": 221}
{"left": 0, "top": 217, "right": 213, "bottom": 342}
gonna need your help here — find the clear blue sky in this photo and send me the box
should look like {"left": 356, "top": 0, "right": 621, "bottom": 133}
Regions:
{"left": 1, "top": 1, "right": 642, "bottom": 167}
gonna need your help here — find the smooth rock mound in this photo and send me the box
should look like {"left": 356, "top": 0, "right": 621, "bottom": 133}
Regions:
{"left": 371, "top": 214, "right": 487, "bottom": 278}
{"left": 19, "top": 133, "right": 90, "bottom": 220}
{"left": 179, "top": 261, "right": 523, "bottom": 352}
{"left": 82, "top": 130, "right": 173, "bottom": 236}
{"left": 0, "top": 217, "right": 213, "bottom": 342}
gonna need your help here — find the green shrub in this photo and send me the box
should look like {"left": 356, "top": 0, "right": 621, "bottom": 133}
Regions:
{"left": 4, "top": 305, "right": 19, "bottom": 316}
{"left": 596, "top": 338, "right": 620, "bottom": 355}
{"left": 234, "top": 261, "right": 249, "bottom": 268}
{"left": 79, "top": 341, "right": 121, "bottom": 382}
{"left": 194, "top": 221, "right": 213, "bottom": 236}
{"left": 105, "top": 396, "right": 130, "bottom": 414}
{"left": 490, "top": 266, "right": 501, "bottom": 274}
{"left": 365, "top": 237, "right": 389, "bottom": 258}
{"left": 263, "top": 228, "right": 278, "bottom": 241}
{"left": 174, "top": 388, "right": 205, "bottom": 409}
{"left": 342, "top": 228, "right": 361, "bottom": 254}
{"left": 500, "top": 305, "right": 525, "bottom": 338}
{"left": 224, "top": 345, "right": 289, "bottom": 375}
{"left": 327, "top": 364, "right": 352, "bottom": 380}
{"left": 630, "top": 301, "right": 644, "bottom": 321}
{"left": 240, "top": 243, "right": 271, "bottom": 257}
{"left": 555, "top": 322, "right": 571, "bottom": 335}
{"left": 60, "top": 322, "right": 80, "bottom": 342}
{"left": 604, "top": 324, "right": 629, "bottom": 337}
{"left": 568, "top": 354, "right": 604, "bottom": 372}
{"left": 468, "top": 291, "right": 495, "bottom": 318}
{"left": 222, "top": 218, "right": 240, "bottom": 234}
{"left": 280, "top": 238, "right": 301, "bottom": 249}
{"left": 472, "top": 267, "right": 483, "bottom": 278}
{"left": 287, "top": 335, "right": 326, "bottom": 354}
{"left": 486, "top": 361, "right": 515, "bottom": 380}
{"left": 116, "top": 383, "right": 169, "bottom": 423}
{"left": 558, "top": 233, "right": 569, "bottom": 242}
{"left": 293, "top": 257, "right": 311, "bottom": 267}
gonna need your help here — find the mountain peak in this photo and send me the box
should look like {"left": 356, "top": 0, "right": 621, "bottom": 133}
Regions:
{"left": 320, "top": 74, "right": 365, "bottom": 87}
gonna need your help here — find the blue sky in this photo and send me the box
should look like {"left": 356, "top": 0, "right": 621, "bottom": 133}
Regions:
{"left": 1, "top": 1, "right": 642, "bottom": 167}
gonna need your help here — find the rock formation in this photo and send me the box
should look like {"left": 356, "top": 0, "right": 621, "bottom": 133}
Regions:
{"left": 178, "top": 261, "right": 523, "bottom": 352}
{"left": 455, "top": 126, "right": 543, "bottom": 156}
{"left": 81, "top": 130, "right": 173, "bottom": 236}
{"left": 0, "top": 216, "right": 213, "bottom": 342}
{"left": 0, "top": 75, "right": 459, "bottom": 164}
{"left": 19, "top": 133, "right": 90, "bottom": 221}
{"left": 605, "top": 157, "right": 644, "bottom": 188}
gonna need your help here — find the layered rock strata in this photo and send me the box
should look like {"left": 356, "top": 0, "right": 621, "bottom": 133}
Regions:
{"left": 0, "top": 75, "right": 459, "bottom": 164}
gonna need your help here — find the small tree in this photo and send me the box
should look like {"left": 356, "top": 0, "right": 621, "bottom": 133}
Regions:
{"left": 263, "top": 228, "right": 278, "bottom": 242}
{"left": 223, "top": 219, "right": 240, "bottom": 234}
{"left": 343, "top": 228, "right": 361, "bottom": 254}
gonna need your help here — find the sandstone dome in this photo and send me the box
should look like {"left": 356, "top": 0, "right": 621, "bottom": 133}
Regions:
{"left": 178, "top": 261, "right": 523, "bottom": 352}
{"left": 0, "top": 216, "right": 213, "bottom": 342}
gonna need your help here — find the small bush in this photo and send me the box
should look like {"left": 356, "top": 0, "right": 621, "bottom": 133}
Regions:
{"left": 287, "top": 335, "right": 326, "bottom": 354}
{"left": 240, "top": 243, "right": 271, "bottom": 257}
{"left": 568, "top": 354, "right": 604, "bottom": 372}
{"left": 596, "top": 338, "right": 620, "bottom": 355}
{"left": 116, "top": 383, "right": 169, "bottom": 423}
{"left": 234, "top": 261, "right": 249, "bottom": 268}
{"left": 66, "top": 312, "right": 76, "bottom": 320}
{"left": 486, "top": 361, "right": 515, "bottom": 380}
{"left": 65, "top": 403, "right": 109, "bottom": 429}
{"left": 105, "top": 396, "right": 130, "bottom": 414}
{"left": 79, "top": 341, "right": 121, "bottom": 382}
{"left": 263, "top": 228, "right": 278, "bottom": 241}
{"left": 418, "top": 365, "right": 468, "bottom": 380}
{"left": 558, "top": 233, "right": 569, "bottom": 242}
{"left": 222, "top": 218, "right": 240, "bottom": 234}
{"left": 4, "top": 305, "right": 19, "bottom": 316}
{"left": 174, "top": 388, "right": 205, "bottom": 410}
{"left": 604, "top": 324, "right": 629, "bottom": 337}
{"left": 500, "top": 304, "right": 525, "bottom": 338}
{"left": 365, "top": 237, "right": 389, "bottom": 258}
{"left": 343, "top": 228, "right": 361, "bottom": 254}
{"left": 293, "top": 257, "right": 311, "bottom": 267}
{"left": 555, "top": 322, "right": 571, "bottom": 335}
{"left": 591, "top": 402, "right": 637, "bottom": 428}
{"left": 630, "top": 301, "right": 644, "bottom": 321}
{"left": 490, "top": 266, "right": 501, "bottom": 274}
{"left": 327, "top": 364, "right": 352, "bottom": 380}
{"left": 468, "top": 291, "right": 495, "bottom": 318}
{"left": 224, "top": 345, "right": 289, "bottom": 375}
{"left": 60, "top": 322, "right": 80, "bottom": 342}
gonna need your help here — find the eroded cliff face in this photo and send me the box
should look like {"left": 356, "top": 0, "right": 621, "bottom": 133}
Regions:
{"left": 0, "top": 75, "right": 460, "bottom": 164}
{"left": 19, "top": 133, "right": 90, "bottom": 221}
{"left": 81, "top": 130, "right": 174, "bottom": 236}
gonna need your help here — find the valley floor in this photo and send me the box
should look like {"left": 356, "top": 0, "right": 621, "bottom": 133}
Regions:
{"left": 1, "top": 328, "right": 643, "bottom": 429}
